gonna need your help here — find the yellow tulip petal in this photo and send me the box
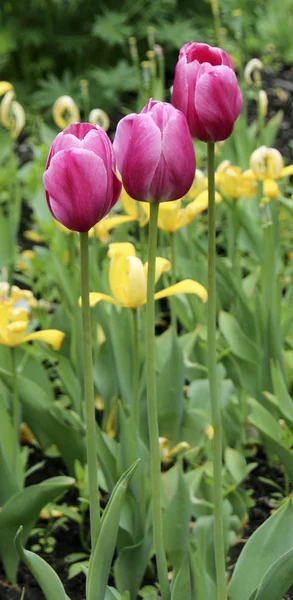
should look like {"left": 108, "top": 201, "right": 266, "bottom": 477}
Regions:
{"left": 154, "top": 279, "right": 208, "bottom": 303}
{"left": 188, "top": 190, "right": 222, "bottom": 215}
{"left": 280, "top": 165, "right": 293, "bottom": 178}
{"left": 0, "top": 81, "right": 13, "bottom": 96}
{"left": 108, "top": 242, "right": 136, "bottom": 259}
{"left": 22, "top": 329, "right": 65, "bottom": 350}
{"left": 144, "top": 257, "right": 171, "bottom": 284}
{"left": 126, "top": 256, "right": 147, "bottom": 307}
{"left": 119, "top": 187, "right": 138, "bottom": 219}
{"left": 86, "top": 293, "right": 121, "bottom": 307}
{"left": 5, "top": 321, "right": 28, "bottom": 347}
{"left": 263, "top": 178, "right": 280, "bottom": 199}
{"left": 55, "top": 221, "right": 72, "bottom": 234}
{"left": 10, "top": 100, "right": 25, "bottom": 139}
{"left": 157, "top": 200, "right": 181, "bottom": 233}
{"left": 96, "top": 215, "right": 135, "bottom": 239}
{"left": 0, "top": 89, "right": 15, "bottom": 129}
{"left": 109, "top": 254, "right": 130, "bottom": 305}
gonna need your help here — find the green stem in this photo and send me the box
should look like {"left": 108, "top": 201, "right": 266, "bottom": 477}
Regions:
{"left": 146, "top": 202, "right": 170, "bottom": 600}
{"left": 11, "top": 347, "right": 19, "bottom": 472}
{"left": 170, "top": 232, "right": 177, "bottom": 332}
{"left": 79, "top": 231, "right": 100, "bottom": 550}
{"left": 132, "top": 308, "right": 140, "bottom": 433}
{"left": 207, "top": 142, "right": 227, "bottom": 600}
{"left": 261, "top": 203, "right": 274, "bottom": 311}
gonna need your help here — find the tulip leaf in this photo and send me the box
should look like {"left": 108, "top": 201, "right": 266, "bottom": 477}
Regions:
{"left": 228, "top": 497, "right": 293, "bottom": 600}
{"left": 86, "top": 460, "right": 140, "bottom": 600}
{"left": 253, "top": 547, "right": 293, "bottom": 600}
{"left": 114, "top": 532, "right": 152, "bottom": 599}
{"left": 171, "top": 557, "right": 192, "bottom": 600}
{"left": 163, "top": 463, "right": 191, "bottom": 569}
{"left": 0, "top": 475, "right": 74, "bottom": 583}
{"left": 157, "top": 332, "right": 185, "bottom": 442}
{"left": 219, "top": 311, "right": 260, "bottom": 365}
{"left": 0, "top": 367, "right": 86, "bottom": 474}
{"left": 248, "top": 398, "right": 293, "bottom": 481}
{"left": 15, "top": 526, "right": 69, "bottom": 600}
{"left": 270, "top": 361, "right": 293, "bottom": 425}
{"left": 109, "top": 306, "right": 134, "bottom": 406}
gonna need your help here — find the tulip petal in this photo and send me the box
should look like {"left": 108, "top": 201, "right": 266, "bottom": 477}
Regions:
{"left": 263, "top": 178, "right": 280, "bottom": 199}
{"left": 154, "top": 279, "right": 208, "bottom": 302}
{"left": 97, "top": 215, "right": 135, "bottom": 233}
{"left": 43, "top": 148, "right": 109, "bottom": 232}
{"left": 87, "top": 293, "right": 121, "bottom": 307}
{"left": 22, "top": 330, "right": 65, "bottom": 350}
{"left": 280, "top": 165, "right": 293, "bottom": 178}
{"left": 108, "top": 242, "right": 136, "bottom": 258}
{"left": 144, "top": 257, "right": 171, "bottom": 283}
{"left": 114, "top": 114, "right": 162, "bottom": 202}
{"left": 160, "top": 111, "right": 196, "bottom": 200}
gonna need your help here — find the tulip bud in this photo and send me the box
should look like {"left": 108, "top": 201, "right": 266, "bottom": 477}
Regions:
{"left": 113, "top": 99, "right": 196, "bottom": 203}
{"left": 172, "top": 42, "right": 242, "bottom": 142}
{"left": 53, "top": 95, "right": 80, "bottom": 130}
{"left": 244, "top": 58, "right": 263, "bottom": 87}
{"left": 258, "top": 90, "right": 268, "bottom": 118}
{"left": 89, "top": 109, "right": 110, "bottom": 131}
{"left": 43, "top": 122, "right": 122, "bottom": 232}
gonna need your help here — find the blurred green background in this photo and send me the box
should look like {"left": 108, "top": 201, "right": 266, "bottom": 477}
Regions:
{"left": 1, "top": 0, "right": 292, "bottom": 125}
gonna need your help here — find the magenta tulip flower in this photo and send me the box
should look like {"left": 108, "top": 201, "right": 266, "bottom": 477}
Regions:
{"left": 113, "top": 99, "right": 196, "bottom": 203}
{"left": 172, "top": 42, "right": 243, "bottom": 143}
{"left": 43, "top": 122, "right": 122, "bottom": 232}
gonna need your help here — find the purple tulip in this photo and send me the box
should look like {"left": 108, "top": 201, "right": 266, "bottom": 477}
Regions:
{"left": 43, "top": 123, "right": 122, "bottom": 232}
{"left": 113, "top": 99, "right": 196, "bottom": 203}
{"left": 172, "top": 42, "right": 243, "bottom": 142}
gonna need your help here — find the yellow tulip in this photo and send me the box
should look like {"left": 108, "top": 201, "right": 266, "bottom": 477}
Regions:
{"left": 24, "top": 230, "right": 45, "bottom": 243}
{"left": 249, "top": 146, "right": 293, "bottom": 202}
{"left": 52, "top": 95, "right": 80, "bottom": 130}
{"left": 216, "top": 161, "right": 257, "bottom": 199}
{"left": 0, "top": 89, "right": 25, "bottom": 139}
{"left": 83, "top": 242, "right": 207, "bottom": 309}
{"left": 0, "top": 303, "right": 64, "bottom": 349}
{"left": 185, "top": 169, "right": 208, "bottom": 200}
{"left": 89, "top": 108, "right": 110, "bottom": 131}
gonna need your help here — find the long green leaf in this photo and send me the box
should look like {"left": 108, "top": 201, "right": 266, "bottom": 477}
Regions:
{"left": 228, "top": 498, "right": 293, "bottom": 600}
{"left": 0, "top": 476, "right": 74, "bottom": 583}
{"left": 86, "top": 460, "right": 140, "bottom": 600}
{"left": 171, "top": 558, "right": 192, "bottom": 600}
{"left": 0, "top": 367, "right": 86, "bottom": 473}
{"left": 255, "top": 547, "right": 293, "bottom": 599}
{"left": 15, "top": 526, "right": 69, "bottom": 600}
{"left": 219, "top": 311, "right": 260, "bottom": 364}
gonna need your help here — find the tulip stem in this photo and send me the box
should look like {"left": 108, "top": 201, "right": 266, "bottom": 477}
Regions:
{"left": 170, "top": 232, "right": 177, "bottom": 332}
{"left": 132, "top": 307, "right": 140, "bottom": 433}
{"left": 146, "top": 202, "right": 170, "bottom": 600}
{"left": 11, "top": 347, "right": 20, "bottom": 473}
{"left": 207, "top": 142, "right": 227, "bottom": 600}
{"left": 79, "top": 231, "right": 100, "bottom": 551}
